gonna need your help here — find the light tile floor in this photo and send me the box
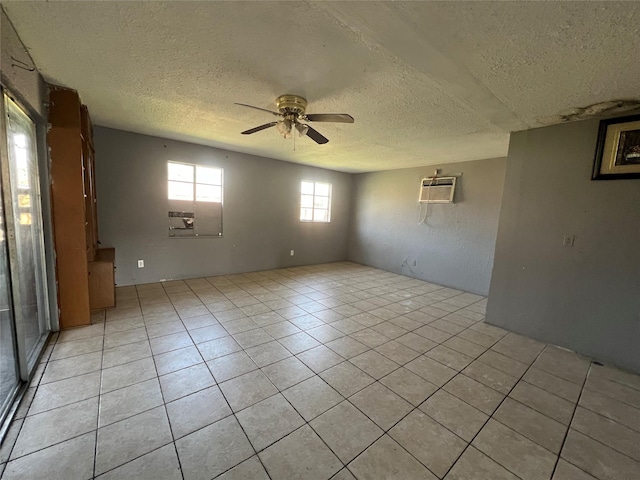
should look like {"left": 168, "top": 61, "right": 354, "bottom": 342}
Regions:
{"left": 2, "top": 262, "right": 639, "bottom": 479}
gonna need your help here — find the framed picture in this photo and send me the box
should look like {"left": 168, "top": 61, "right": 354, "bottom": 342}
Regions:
{"left": 592, "top": 114, "right": 640, "bottom": 180}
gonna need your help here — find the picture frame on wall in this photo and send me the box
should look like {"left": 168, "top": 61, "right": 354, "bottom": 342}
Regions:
{"left": 592, "top": 114, "right": 640, "bottom": 180}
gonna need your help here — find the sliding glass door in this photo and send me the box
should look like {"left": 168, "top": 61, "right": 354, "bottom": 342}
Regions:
{"left": 0, "top": 90, "right": 50, "bottom": 425}
{"left": 0, "top": 183, "right": 19, "bottom": 420}
{"left": 3, "top": 94, "right": 49, "bottom": 369}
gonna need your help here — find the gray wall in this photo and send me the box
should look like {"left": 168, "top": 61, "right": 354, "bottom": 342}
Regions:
{"left": 487, "top": 120, "right": 640, "bottom": 373}
{"left": 94, "top": 127, "right": 351, "bottom": 285}
{"left": 348, "top": 158, "right": 506, "bottom": 295}
{"left": 1, "top": 8, "right": 47, "bottom": 120}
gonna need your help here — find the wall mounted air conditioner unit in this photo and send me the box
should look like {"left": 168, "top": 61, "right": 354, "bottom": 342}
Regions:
{"left": 419, "top": 176, "right": 456, "bottom": 203}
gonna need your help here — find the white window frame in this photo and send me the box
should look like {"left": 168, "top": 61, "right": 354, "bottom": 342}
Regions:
{"left": 300, "top": 180, "right": 332, "bottom": 223}
{"left": 167, "top": 161, "right": 223, "bottom": 203}
{"left": 167, "top": 161, "right": 223, "bottom": 238}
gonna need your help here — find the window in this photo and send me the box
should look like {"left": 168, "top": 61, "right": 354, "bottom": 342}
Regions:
{"left": 167, "top": 161, "right": 223, "bottom": 237}
{"left": 300, "top": 181, "right": 331, "bottom": 222}
{"left": 168, "top": 162, "right": 222, "bottom": 202}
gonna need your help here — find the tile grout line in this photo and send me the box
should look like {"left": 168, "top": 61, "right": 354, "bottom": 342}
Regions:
{"left": 48, "top": 278, "right": 484, "bottom": 476}
{"left": 580, "top": 377, "right": 640, "bottom": 412}
{"left": 143, "top": 301, "right": 187, "bottom": 480}
{"left": 205, "top": 376, "right": 275, "bottom": 479}
{"left": 92, "top": 298, "right": 182, "bottom": 479}
{"left": 93, "top": 441, "right": 176, "bottom": 479}
{"left": 0, "top": 332, "right": 57, "bottom": 478}
{"left": 0, "top": 327, "right": 454, "bottom": 472}
{"left": 35, "top": 288, "right": 459, "bottom": 381}
{"left": 21, "top": 264, "right": 619, "bottom": 480}
{"left": 261, "top": 294, "right": 493, "bottom": 478}
{"left": 196, "top": 270, "right": 436, "bottom": 475}
{"left": 172, "top": 288, "right": 275, "bottom": 480}
{"left": 548, "top": 360, "right": 595, "bottom": 480}
{"left": 427, "top": 340, "right": 552, "bottom": 479}
{"left": 337, "top": 313, "right": 509, "bottom": 479}
{"left": 209, "top": 320, "right": 352, "bottom": 475}
{"left": 212, "top": 372, "right": 345, "bottom": 478}
{"left": 91, "top": 318, "right": 107, "bottom": 479}
{"left": 556, "top": 419, "right": 640, "bottom": 464}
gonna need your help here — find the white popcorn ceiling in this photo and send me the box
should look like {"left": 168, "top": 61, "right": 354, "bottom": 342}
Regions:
{"left": 3, "top": 1, "right": 640, "bottom": 173}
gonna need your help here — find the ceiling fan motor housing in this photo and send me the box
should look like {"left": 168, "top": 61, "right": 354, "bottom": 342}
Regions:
{"left": 276, "top": 94, "right": 307, "bottom": 117}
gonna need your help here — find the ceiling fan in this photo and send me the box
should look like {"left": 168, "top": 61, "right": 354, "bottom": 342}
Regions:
{"left": 235, "top": 94, "right": 354, "bottom": 144}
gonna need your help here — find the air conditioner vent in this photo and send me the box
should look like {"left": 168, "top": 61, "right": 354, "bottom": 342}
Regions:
{"left": 419, "top": 176, "right": 456, "bottom": 204}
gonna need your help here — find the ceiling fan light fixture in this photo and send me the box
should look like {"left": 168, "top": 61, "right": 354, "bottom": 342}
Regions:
{"left": 295, "top": 123, "right": 309, "bottom": 137}
{"left": 276, "top": 119, "right": 292, "bottom": 138}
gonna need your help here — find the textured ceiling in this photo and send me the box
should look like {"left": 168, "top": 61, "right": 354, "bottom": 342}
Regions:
{"left": 3, "top": 1, "right": 640, "bottom": 173}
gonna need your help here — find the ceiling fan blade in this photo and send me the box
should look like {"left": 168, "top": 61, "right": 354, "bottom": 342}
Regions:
{"left": 305, "top": 113, "right": 354, "bottom": 123}
{"left": 235, "top": 103, "right": 282, "bottom": 116}
{"left": 241, "top": 122, "right": 278, "bottom": 135}
{"left": 305, "top": 126, "right": 329, "bottom": 144}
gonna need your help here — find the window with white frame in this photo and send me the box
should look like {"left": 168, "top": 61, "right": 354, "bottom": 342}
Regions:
{"left": 168, "top": 162, "right": 222, "bottom": 202}
{"left": 300, "top": 181, "right": 331, "bottom": 222}
{"left": 167, "top": 161, "right": 223, "bottom": 237}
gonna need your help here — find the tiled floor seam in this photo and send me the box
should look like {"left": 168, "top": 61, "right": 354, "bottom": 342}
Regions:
{"left": 436, "top": 342, "right": 553, "bottom": 480}
{"left": 214, "top": 400, "right": 273, "bottom": 478}
{"left": 504, "top": 394, "right": 572, "bottom": 429}
{"left": 548, "top": 361, "right": 591, "bottom": 480}
{"left": 242, "top": 370, "right": 345, "bottom": 464}
{"left": 300, "top": 377, "right": 385, "bottom": 468}
{"left": 22, "top": 324, "right": 466, "bottom": 423}
{"left": 99, "top": 348, "right": 154, "bottom": 369}
{"left": 296, "top": 351, "right": 443, "bottom": 477}
{"left": 35, "top": 375, "right": 144, "bottom": 409}
{"left": 562, "top": 424, "right": 640, "bottom": 464}
{"left": 490, "top": 414, "right": 564, "bottom": 457}
{"left": 91, "top": 330, "right": 106, "bottom": 479}
{"left": 0, "top": 336, "right": 54, "bottom": 477}
{"left": 583, "top": 384, "right": 640, "bottom": 412}
{"left": 508, "top": 365, "right": 612, "bottom": 424}
{"left": 184, "top": 334, "right": 272, "bottom": 480}
{"left": 331, "top": 314, "right": 510, "bottom": 478}
{"left": 550, "top": 361, "right": 640, "bottom": 474}
{"left": 17, "top": 265, "right": 613, "bottom": 480}
{"left": 143, "top": 320, "right": 187, "bottom": 480}
{"left": 211, "top": 347, "right": 363, "bottom": 475}
{"left": 516, "top": 375, "right": 580, "bottom": 403}
{"left": 576, "top": 395, "right": 640, "bottom": 433}
{"left": 165, "top": 418, "right": 185, "bottom": 480}
{"left": 91, "top": 440, "right": 176, "bottom": 479}
{"left": 1, "top": 430, "right": 95, "bottom": 469}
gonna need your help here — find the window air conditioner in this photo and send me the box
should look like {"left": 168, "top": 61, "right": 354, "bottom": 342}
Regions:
{"left": 419, "top": 176, "right": 456, "bottom": 204}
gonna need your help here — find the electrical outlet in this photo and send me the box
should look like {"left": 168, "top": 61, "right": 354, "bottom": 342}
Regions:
{"left": 562, "top": 235, "right": 575, "bottom": 247}
{"left": 137, "top": 260, "right": 144, "bottom": 268}
{"left": 290, "top": 250, "right": 295, "bottom": 256}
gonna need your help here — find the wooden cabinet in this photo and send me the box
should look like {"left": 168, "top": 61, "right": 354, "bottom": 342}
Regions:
{"left": 48, "top": 86, "right": 115, "bottom": 328}
{"left": 89, "top": 248, "right": 115, "bottom": 309}
{"left": 81, "top": 105, "right": 99, "bottom": 262}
